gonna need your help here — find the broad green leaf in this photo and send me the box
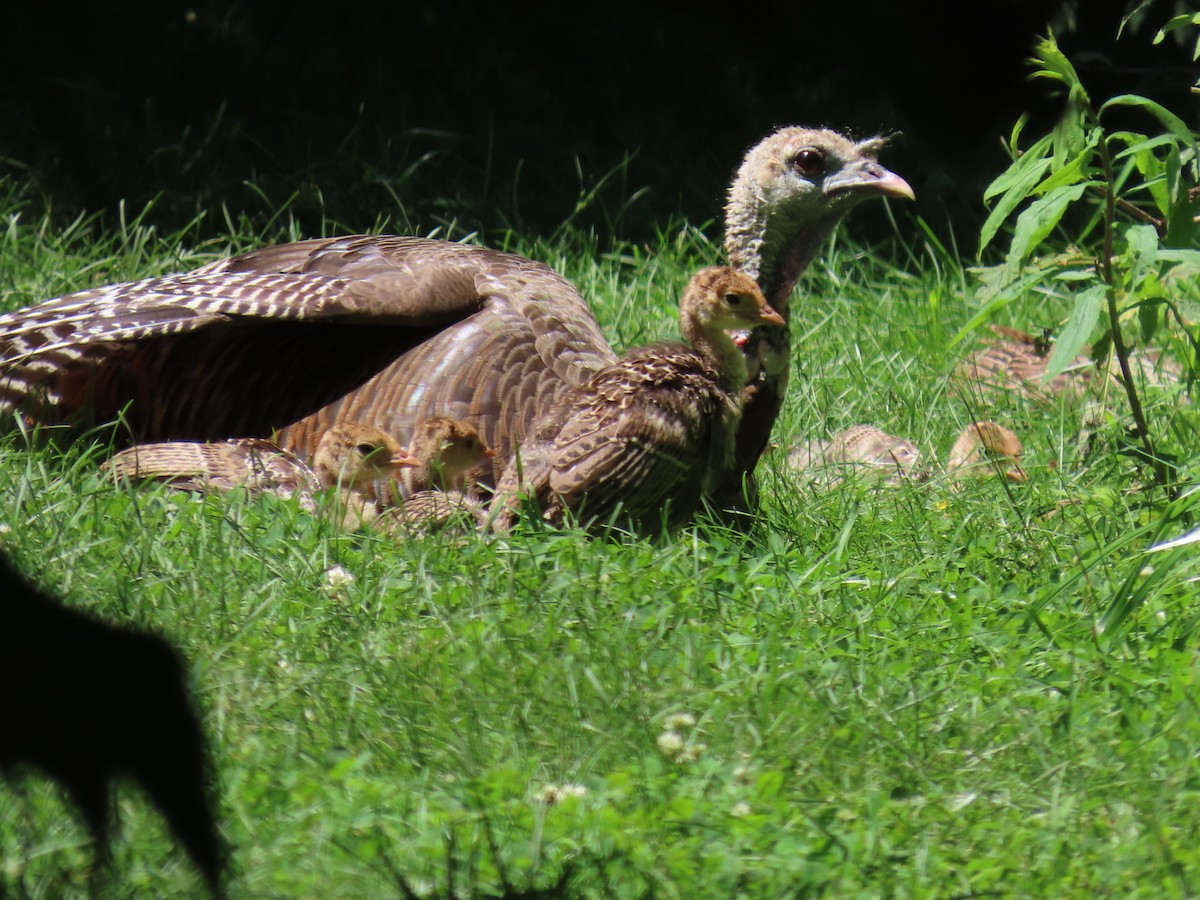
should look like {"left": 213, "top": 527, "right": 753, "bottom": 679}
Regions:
{"left": 1028, "top": 34, "right": 1083, "bottom": 93}
{"left": 1165, "top": 142, "right": 1197, "bottom": 247}
{"left": 1111, "top": 133, "right": 1170, "bottom": 212}
{"left": 980, "top": 135, "right": 1054, "bottom": 255}
{"left": 1137, "top": 296, "right": 1161, "bottom": 344}
{"left": 1110, "top": 133, "right": 1171, "bottom": 158}
{"left": 1035, "top": 132, "right": 1101, "bottom": 195}
{"left": 1120, "top": 1, "right": 1158, "bottom": 38}
{"left": 1124, "top": 223, "right": 1160, "bottom": 290}
{"left": 1044, "top": 284, "right": 1105, "bottom": 379}
{"left": 983, "top": 133, "right": 1054, "bottom": 203}
{"left": 1052, "top": 93, "right": 1089, "bottom": 168}
{"left": 1153, "top": 13, "right": 1200, "bottom": 59}
{"left": 1008, "top": 113, "right": 1030, "bottom": 157}
{"left": 1054, "top": 269, "right": 1101, "bottom": 283}
{"left": 1100, "top": 95, "right": 1195, "bottom": 144}
{"left": 1157, "top": 248, "right": 1200, "bottom": 266}
{"left": 1005, "top": 183, "right": 1091, "bottom": 277}
{"left": 953, "top": 268, "right": 1058, "bottom": 346}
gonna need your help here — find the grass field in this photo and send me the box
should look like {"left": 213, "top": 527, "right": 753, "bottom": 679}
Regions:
{"left": 2, "top": 182, "right": 1199, "bottom": 897}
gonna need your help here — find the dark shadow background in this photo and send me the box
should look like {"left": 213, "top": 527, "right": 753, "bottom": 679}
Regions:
{"left": 0, "top": 0, "right": 1195, "bottom": 247}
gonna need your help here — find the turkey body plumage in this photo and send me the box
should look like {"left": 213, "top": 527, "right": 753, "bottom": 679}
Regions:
{"left": 0, "top": 128, "right": 912, "bottom": 509}
{"left": 494, "top": 267, "right": 784, "bottom": 532}
{"left": 3, "top": 237, "right": 610, "bottom": 484}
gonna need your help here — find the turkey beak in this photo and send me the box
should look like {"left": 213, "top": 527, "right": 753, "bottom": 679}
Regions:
{"left": 824, "top": 160, "right": 915, "bottom": 201}
{"left": 389, "top": 451, "right": 422, "bottom": 470}
{"left": 1006, "top": 464, "right": 1028, "bottom": 484}
{"left": 759, "top": 305, "right": 786, "bottom": 328}
{"left": 483, "top": 447, "right": 496, "bottom": 458}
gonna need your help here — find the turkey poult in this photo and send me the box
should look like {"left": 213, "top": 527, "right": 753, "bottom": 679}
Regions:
{"left": 104, "top": 423, "right": 420, "bottom": 529}
{"left": 382, "top": 417, "right": 495, "bottom": 530}
{"left": 954, "top": 324, "right": 1183, "bottom": 403}
{"left": 0, "top": 127, "right": 911, "bottom": 508}
{"left": 493, "top": 267, "right": 784, "bottom": 532}
{"left": 788, "top": 424, "right": 927, "bottom": 486}
{"left": 391, "top": 416, "right": 494, "bottom": 498}
{"left": 954, "top": 325, "right": 1093, "bottom": 401}
{"left": 946, "top": 420, "right": 1027, "bottom": 484}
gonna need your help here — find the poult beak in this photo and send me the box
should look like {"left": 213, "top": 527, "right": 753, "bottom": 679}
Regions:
{"left": 389, "top": 451, "right": 422, "bottom": 470}
{"left": 759, "top": 305, "right": 786, "bottom": 327}
{"left": 1006, "top": 465, "right": 1028, "bottom": 484}
{"left": 483, "top": 447, "right": 496, "bottom": 458}
{"left": 824, "top": 159, "right": 915, "bottom": 201}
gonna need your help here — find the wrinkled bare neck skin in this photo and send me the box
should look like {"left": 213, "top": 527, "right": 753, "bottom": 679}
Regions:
{"left": 726, "top": 197, "right": 840, "bottom": 315}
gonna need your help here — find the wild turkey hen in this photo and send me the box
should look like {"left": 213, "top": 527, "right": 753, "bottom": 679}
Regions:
{"left": 0, "top": 127, "right": 911, "bottom": 502}
{"left": 104, "top": 423, "right": 419, "bottom": 528}
{"left": 493, "top": 267, "right": 784, "bottom": 531}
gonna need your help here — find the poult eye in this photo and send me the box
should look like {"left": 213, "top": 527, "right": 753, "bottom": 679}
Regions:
{"left": 355, "top": 443, "right": 376, "bottom": 456}
{"left": 792, "top": 147, "right": 825, "bottom": 177}
{"left": 723, "top": 292, "right": 743, "bottom": 307}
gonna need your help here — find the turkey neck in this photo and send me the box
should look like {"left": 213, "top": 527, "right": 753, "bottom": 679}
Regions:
{"left": 679, "top": 310, "right": 749, "bottom": 397}
{"left": 723, "top": 189, "right": 851, "bottom": 489}
{"left": 404, "top": 431, "right": 447, "bottom": 491}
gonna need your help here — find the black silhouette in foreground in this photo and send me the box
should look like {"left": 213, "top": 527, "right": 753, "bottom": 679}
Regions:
{"left": 0, "top": 555, "right": 224, "bottom": 894}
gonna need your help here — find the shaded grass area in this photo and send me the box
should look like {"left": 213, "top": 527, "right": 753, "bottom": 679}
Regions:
{"left": 2, "top": 185, "right": 1200, "bottom": 897}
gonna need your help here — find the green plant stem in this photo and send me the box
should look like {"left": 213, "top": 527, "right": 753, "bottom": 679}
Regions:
{"left": 1084, "top": 183, "right": 1168, "bottom": 236}
{"left": 1116, "top": 193, "right": 1167, "bottom": 236}
{"left": 1098, "top": 136, "right": 1170, "bottom": 492}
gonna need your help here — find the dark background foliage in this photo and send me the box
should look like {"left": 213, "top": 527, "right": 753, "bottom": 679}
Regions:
{"left": 1, "top": 0, "right": 1193, "bottom": 244}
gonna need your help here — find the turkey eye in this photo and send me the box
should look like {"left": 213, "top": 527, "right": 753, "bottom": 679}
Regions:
{"left": 723, "top": 293, "right": 742, "bottom": 307}
{"left": 792, "top": 148, "right": 824, "bottom": 177}
{"left": 355, "top": 443, "right": 376, "bottom": 455}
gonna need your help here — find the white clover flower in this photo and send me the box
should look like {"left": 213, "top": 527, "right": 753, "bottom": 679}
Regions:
{"left": 663, "top": 712, "right": 696, "bottom": 731}
{"left": 323, "top": 564, "right": 355, "bottom": 597}
{"left": 656, "top": 729, "right": 703, "bottom": 763}
{"left": 324, "top": 564, "right": 354, "bottom": 586}
{"left": 656, "top": 730, "right": 686, "bottom": 757}
{"left": 0, "top": 523, "right": 11, "bottom": 535}
{"left": 535, "top": 782, "right": 588, "bottom": 805}
{"left": 730, "top": 802, "right": 752, "bottom": 818}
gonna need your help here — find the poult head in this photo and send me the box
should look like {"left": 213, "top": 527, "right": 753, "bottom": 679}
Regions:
{"left": 410, "top": 417, "right": 495, "bottom": 480}
{"left": 835, "top": 424, "right": 929, "bottom": 483}
{"left": 682, "top": 267, "right": 785, "bottom": 334}
{"left": 314, "top": 424, "right": 420, "bottom": 488}
{"left": 947, "top": 421, "right": 1027, "bottom": 483}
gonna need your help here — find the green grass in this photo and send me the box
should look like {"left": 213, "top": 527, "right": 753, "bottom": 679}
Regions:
{"left": 2, "top": 184, "right": 1200, "bottom": 898}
